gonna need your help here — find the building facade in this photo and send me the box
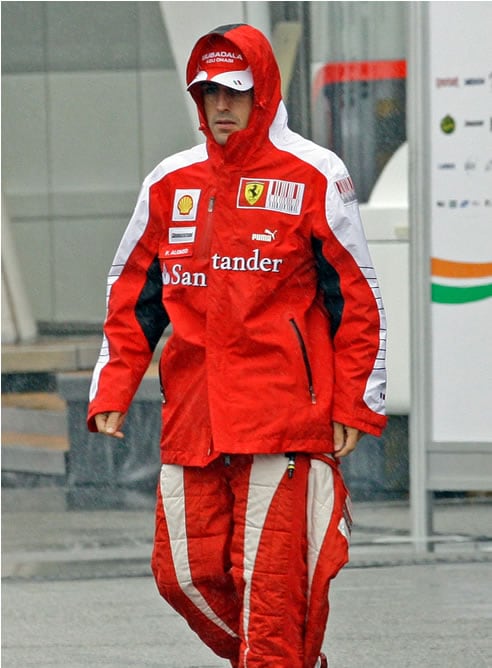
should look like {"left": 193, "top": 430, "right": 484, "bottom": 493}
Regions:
{"left": 1, "top": 1, "right": 407, "bottom": 330}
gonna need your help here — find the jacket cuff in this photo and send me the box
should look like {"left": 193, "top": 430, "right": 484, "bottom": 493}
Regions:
{"left": 332, "top": 409, "right": 388, "bottom": 438}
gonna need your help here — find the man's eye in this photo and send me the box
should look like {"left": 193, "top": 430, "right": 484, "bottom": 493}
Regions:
{"left": 202, "top": 84, "right": 219, "bottom": 96}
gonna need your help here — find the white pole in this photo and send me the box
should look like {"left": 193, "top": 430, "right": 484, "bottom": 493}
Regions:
{"left": 1, "top": 194, "right": 38, "bottom": 343}
{"left": 407, "top": 2, "right": 433, "bottom": 553}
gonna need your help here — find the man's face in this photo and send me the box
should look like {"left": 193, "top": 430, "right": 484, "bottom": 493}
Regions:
{"left": 201, "top": 83, "right": 254, "bottom": 145}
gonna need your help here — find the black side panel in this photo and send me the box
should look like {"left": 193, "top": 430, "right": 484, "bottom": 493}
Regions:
{"left": 135, "top": 256, "right": 169, "bottom": 351}
{"left": 312, "top": 237, "right": 344, "bottom": 339}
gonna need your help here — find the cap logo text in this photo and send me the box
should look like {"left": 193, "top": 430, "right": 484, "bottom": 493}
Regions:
{"left": 201, "top": 50, "right": 243, "bottom": 65}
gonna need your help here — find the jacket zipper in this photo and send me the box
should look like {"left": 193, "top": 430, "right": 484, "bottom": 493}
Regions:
{"left": 289, "top": 318, "right": 317, "bottom": 404}
{"left": 198, "top": 194, "right": 216, "bottom": 258}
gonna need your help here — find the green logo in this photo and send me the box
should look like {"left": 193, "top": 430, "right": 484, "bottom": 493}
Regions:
{"left": 440, "top": 115, "right": 456, "bottom": 134}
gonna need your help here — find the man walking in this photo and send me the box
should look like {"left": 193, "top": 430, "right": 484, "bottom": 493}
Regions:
{"left": 88, "top": 23, "right": 387, "bottom": 668}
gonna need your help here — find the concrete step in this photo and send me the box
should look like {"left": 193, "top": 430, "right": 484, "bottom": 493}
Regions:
{"left": 1, "top": 392, "right": 67, "bottom": 411}
{"left": 2, "top": 392, "right": 68, "bottom": 435}
{"left": 2, "top": 443, "right": 67, "bottom": 476}
{"left": 1, "top": 392, "right": 69, "bottom": 477}
{"left": 1, "top": 336, "right": 102, "bottom": 374}
{"left": 2, "top": 406, "right": 68, "bottom": 435}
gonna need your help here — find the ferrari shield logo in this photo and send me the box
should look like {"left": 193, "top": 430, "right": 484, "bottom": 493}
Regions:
{"left": 237, "top": 177, "right": 304, "bottom": 214}
{"left": 244, "top": 182, "right": 265, "bottom": 205}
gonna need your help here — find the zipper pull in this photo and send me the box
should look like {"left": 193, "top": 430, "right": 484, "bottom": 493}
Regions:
{"left": 286, "top": 453, "right": 296, "bottom": 478}
{"left": 208, "top": 196, "right": 215, "bottom": 212}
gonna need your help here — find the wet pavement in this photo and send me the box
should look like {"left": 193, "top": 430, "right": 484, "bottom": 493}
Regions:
{"left": 2, "top": 486, "right": 492, "bottom": 667}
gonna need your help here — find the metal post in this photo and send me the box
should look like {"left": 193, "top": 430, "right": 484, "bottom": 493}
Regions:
{"left": 407, "top": 2, "right": 433, "bottom": 553}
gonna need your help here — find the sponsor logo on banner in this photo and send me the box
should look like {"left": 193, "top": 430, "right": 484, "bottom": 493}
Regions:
{"left": 440, "top": 115, "right": 456, "bottom": 134}
{"left": 335, "top": 176, "right": 358, "bottom": 205}
{"left": 438, "top": 162, "right": 456, "bottom": 170}
{"left": 436, "top": 76, "right": 459, "bottom": 88}
{"left": 435, "top": 199, "right": 483, "bottom": 210}
{"left": 172, "top": 189, "right": 201, "bottom": 221}
{"left": 237, "top": 178, "right": 304, "bottom": 215}
{"left": 168, "top": 227, "right": 196, "bottom": 244}
{"left": 464, "top": 120, "right": 484, "bottom": 127}
{"left": 464, "top": 77, "right": 485, "bottom": 86}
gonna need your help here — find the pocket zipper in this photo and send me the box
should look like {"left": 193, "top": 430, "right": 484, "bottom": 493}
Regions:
{"left": 289, "top": 318, "right": 317, "bottom": 404}
{"left": 158, "top": 366, "right": 166, "bottom": 404}
{"left": 198, "top": 194, "right": 216, "bottom": 258}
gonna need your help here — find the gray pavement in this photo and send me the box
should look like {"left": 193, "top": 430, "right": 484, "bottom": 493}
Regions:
{"left": 2, "top": 486, "right": 492, "bottom": 667}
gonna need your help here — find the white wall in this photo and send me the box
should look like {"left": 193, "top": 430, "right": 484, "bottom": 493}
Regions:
{"left": 1, "top": 2, "right": 196, "bottom": 326}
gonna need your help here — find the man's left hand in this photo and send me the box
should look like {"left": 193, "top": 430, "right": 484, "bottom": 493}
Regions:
{"left": 333, "top": 422, "right": 362, "bottom": 458}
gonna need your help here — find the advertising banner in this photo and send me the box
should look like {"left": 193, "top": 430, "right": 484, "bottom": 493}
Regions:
{"left": 428, "top": 2, "right": 492, "bottom": 443}
{"left": 409, "top": 2, "right": 491, "bottom": 545}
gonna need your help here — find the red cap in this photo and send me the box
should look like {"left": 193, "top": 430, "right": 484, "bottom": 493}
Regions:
{"left": 187, "top": 36, "right": 253, "bottom": 91}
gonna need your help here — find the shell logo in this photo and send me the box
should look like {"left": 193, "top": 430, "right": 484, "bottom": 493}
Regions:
{"left": 177, "top": 195, "right": 194, "bottom": 215}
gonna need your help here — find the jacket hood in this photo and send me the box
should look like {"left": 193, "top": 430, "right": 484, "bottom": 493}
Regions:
{"left": 186, "top": 24, "right": 283, "bottom": 161}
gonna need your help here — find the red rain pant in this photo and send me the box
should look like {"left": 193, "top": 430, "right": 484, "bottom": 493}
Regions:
{"left": 151, "top": 453, "right": 351, "bottom": 668}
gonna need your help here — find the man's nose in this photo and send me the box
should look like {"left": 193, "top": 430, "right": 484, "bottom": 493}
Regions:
{"left": 215, "top": 89, "right": 231, "bottom": 110}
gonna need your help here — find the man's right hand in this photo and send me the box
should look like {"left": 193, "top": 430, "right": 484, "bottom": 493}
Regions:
{"left": 94, "top": 411, "right": 126, "bottom": 439}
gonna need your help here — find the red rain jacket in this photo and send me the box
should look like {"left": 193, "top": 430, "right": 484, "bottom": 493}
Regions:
{"left": 87, "top": 24, "right": 387, "bottom": 467}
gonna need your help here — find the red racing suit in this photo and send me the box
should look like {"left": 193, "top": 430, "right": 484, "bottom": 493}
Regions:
{"left": 87, "top": 23, "right": 387, "bottom": 668}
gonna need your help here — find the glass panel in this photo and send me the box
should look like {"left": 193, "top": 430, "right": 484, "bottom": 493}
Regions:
{"left": 1, "top": 2, "right": 173, "bottom": 74}
{"left": 1, "top": 2, "right": 45, "bottom": 74}
{"left": 310, "top": 1, "right": 408, "bottom": 202}
{"left": 46, "top": 1, "right": 139, "bottom": 72}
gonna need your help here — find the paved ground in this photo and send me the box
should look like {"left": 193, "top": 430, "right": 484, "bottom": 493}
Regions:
{"left": 3, "top": 563, "right": 491, "bottom": 668}
{"left": 2, "top": 486, "right": 491, "bottom": 667}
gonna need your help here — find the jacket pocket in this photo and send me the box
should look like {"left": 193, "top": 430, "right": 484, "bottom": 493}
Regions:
{"left": 289, "top": 318, "right": 317, "bottom": 404}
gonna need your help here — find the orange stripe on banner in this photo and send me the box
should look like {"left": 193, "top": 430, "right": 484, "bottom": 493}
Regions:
{"left": 431, "top": 258, "right": 492, "bottom": 278}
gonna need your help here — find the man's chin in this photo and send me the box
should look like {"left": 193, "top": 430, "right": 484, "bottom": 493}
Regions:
{"left": 213, "top": 129, "right": 235, "bottom": 145}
